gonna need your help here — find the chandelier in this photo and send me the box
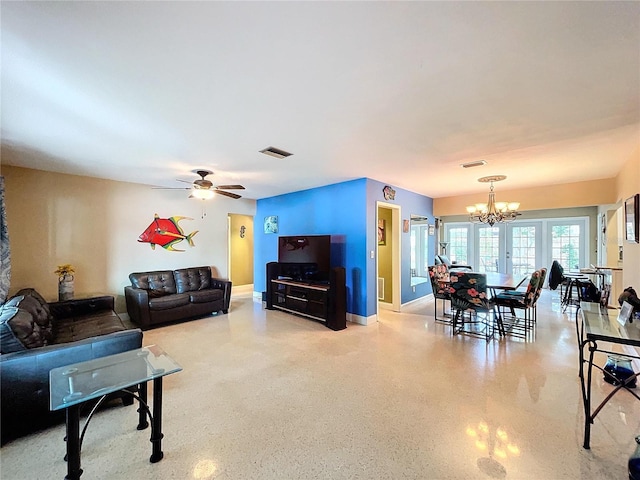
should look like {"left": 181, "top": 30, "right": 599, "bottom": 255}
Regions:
{"left": 466, "top": 175, "right": 520, "bottom": 226}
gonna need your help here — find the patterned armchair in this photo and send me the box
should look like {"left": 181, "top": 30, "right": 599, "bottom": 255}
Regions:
{"left": 447, "top": 271, "right": 498, "bottom": 340}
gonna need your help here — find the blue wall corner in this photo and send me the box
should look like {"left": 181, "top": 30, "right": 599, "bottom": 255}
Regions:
{"left": 255, "top": 178, "right": 434, "bottom": 319}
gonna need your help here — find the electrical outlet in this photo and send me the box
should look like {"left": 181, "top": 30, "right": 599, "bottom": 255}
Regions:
{"left": 370, "top": 250, "right": 375, "bottom": 259}
{"left": 412, "top": 286, "right": 416, "bottom": 292}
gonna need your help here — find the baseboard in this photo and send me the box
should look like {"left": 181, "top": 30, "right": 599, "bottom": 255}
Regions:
{"left": 347, "top": 312, "right": 377, "bottom": 326}
{"left": 402, "top": 293, "right": 433, "bottom": 308}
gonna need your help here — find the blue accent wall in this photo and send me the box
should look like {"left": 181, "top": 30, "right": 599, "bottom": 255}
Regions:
{"left": 255, "top": 179, "right": 368, "bottom": 317}
{"left": 365, "top": 179, "right": 435, "bottom": 313}
{"left": 255, "top": 178, "right": 434, "bottom": 320}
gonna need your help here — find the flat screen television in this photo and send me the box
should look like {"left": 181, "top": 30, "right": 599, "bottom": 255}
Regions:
{"left": 278, "top": 235, "right": 331, "bottom": 280}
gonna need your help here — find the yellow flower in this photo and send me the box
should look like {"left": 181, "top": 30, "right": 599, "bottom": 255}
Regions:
{"left": 54, "top": 264, "right": 75, "bottom": 276}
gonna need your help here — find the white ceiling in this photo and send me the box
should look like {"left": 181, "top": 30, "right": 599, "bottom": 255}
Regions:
{"left": 2, "top": 1, "right": 639, "bottom": 200}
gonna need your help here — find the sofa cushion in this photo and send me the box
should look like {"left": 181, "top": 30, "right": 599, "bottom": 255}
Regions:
{"left": 0, "top": 305, "right": 45, "bottom": 353}
{"left": 54, "top": 310, "right": 127, "bottom": 344}
{"left": 6, "top": 294, "right": 54, "bottom": 342}
{"left": 13, "top": 288, "right": 52, "bottom": 318}
{"left": 189, "top": 289, "right": 223, "bottom": 304}
{"left": 148, "top": 293, "right": 190, "bottom": 311}
{"left": 129, "top": 271, "right": 176, "bottom": 296}
{"left": 174, "top": 267, "right": 212, "bottom": 294}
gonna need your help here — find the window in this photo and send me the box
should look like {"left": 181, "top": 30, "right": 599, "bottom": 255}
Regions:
{"left": 478, "top": 227, "right": 500, "bottom": 272}
{"left": 510, "top": 225, "right": 537, "bottom": 276}
{"left": 550, "top": 223, "right": 583, "bottom": 270}
{"left": 448, "top": 227, "right": 469, "bottom": 264}
{"left": 444, "top": 217, "right": 589, "bottom": 274}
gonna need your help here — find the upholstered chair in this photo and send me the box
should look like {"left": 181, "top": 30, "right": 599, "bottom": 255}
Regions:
{"left": 494, "top": 269, "right": 544, "bottom": 336}
{"left": 447, "top": 271, "right": 499, "bottom": 340}
{"left": 428, "top": 264, "right": 451, "bottom": 323}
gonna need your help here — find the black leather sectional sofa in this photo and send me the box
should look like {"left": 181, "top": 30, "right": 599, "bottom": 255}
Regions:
{"left": 0, "top": 289, "right": 142, "bottom": 443}
{"left": 124, "top": 266, "right": 232, "bottom": 329}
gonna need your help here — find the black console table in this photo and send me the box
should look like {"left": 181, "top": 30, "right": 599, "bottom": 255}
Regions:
{"left": 266, "top": 262, "right": 346, "bottom": 330}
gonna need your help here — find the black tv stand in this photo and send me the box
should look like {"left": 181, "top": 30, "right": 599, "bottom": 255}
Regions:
{"left": 266, "top": 262, "right": 346, "bottom": 330}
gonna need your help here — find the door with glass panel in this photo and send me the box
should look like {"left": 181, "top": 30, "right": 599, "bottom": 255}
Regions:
{"left": 446, "top": 225, "right": 470, "bottom": 265}
{"left": 506, "top": 222, "right": 541, "bottom": 277}
{"left": 444, "top": 217, "right": 588, "bottom": 275}
{"left": 547, "top": 221, "right": 587, "bottom": 271}
{"left": 476, "top": 226, "right": 501, "bottom": 273}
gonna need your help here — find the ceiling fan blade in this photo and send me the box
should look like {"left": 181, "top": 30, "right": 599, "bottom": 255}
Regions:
{"left": 176, "top": 179, "right": 193, "bottom": 184}
{"left": 214, "top": 190, "right": 242, "bottom": 199}
{"left": 215, "top": 185, "right": 245, "bottom": 190}
{"left": 152, "top": 187, "right": 192, "bottom": 190}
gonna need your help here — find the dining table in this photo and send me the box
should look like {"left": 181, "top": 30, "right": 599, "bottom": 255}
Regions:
{"left": 484, "top": 272, "right": 528, "bottom": 293}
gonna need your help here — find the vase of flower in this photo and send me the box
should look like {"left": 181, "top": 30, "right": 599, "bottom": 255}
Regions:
{"left": 55, "top": 264, "right": 75, "bottom": 301}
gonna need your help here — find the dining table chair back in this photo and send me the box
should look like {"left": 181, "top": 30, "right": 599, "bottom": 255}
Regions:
{"left": 448, "top": 271, "right": 498, "bottom": 340}
{"left": 429, "top": 264, "right": 451, "bottom": 323}
{"left": 494, "top": 268, "right": 545, "bottom": 337}
{"left": 448, "top": 271, "right": 491, "bottom": 312}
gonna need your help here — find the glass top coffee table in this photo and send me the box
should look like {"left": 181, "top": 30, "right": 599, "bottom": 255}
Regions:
{"left": 49, "top": 345, "right": 182, "bottom": 480}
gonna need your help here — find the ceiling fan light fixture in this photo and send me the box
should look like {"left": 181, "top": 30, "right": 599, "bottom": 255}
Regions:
{"left": 192, "top": 188, "right": 214, "bottom": 200}
{"left": 259, "top": 146, "right": 293, "bottom": 159}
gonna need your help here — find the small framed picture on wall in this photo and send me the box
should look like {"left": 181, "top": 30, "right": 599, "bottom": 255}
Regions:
{"left": 624, "top": 194, "right": 639, "bottom": 243}
{"left": 378, "top": 219, "right": 386, "bottom": 245}
{"left": 264, "top": 215, "right": 278, "bottom": 234}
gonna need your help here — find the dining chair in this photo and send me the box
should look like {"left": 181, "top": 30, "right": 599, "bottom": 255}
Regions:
{"left": 435, "top": 255, "right": 472, "bottom": 271}
{"left": 428, "top": 264, "right": 451, "bottom": 323}
{"left": 530, "top": 267, "right": 547, "bottom": 326}
{"left": 494, "top": 269, "right": 544, "bottom": 337}
{"left": 448, "top": 271, "right": 499, "bottom": 340}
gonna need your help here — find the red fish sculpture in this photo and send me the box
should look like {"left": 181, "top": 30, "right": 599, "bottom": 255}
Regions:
{"left": 138, "top": 214, "right": 198, "bottom": 252}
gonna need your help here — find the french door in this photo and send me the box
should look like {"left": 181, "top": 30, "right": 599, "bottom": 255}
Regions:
{"left": 506, "top": 223, "right": 540, "bottom": 277}
{"left": 443, "top": 218, "right": 589, "bottom": 275}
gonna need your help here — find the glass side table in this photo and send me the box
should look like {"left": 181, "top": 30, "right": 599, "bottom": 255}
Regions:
{"left": 50, "top": 345, "right": 182, "bottom": 480}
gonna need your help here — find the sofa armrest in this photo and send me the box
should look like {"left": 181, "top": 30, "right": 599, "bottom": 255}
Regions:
{"left": 124, "top": 286, "right": 151, "bottom": 329}
{"left": 0, "top": 328, "right": 143, "bottom": 442}
{"left": 49, "top": 295, "right": 115, "bottom": 320}
{"left": 211, "top": 278, "right": 232, "bottom": 312}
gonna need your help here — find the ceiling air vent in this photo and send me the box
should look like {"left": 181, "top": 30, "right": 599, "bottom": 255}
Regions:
{"left": 259, "top": 146, "right": 293, "bottom": 159}
{"left": 461, "top": 160, "right": 487, "bottom": 168}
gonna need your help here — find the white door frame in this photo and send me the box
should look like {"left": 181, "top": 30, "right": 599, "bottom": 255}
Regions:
{"left": 376, "top": 201, "right": 401, "bottom": 313}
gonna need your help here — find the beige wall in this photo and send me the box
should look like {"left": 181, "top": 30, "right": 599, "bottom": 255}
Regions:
{"left": 616, "top": 149, "right": 640, "bottom": 293}
{"left": 3, "top": 166, "right": 256, "bottom": 313}
{"left": 228, "top": 213, "right": 254, "bottom": 286}
{"left": 434, "top": 178, "right": 617, "bottom": 217}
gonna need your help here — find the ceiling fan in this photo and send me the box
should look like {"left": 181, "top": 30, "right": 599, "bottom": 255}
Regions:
{"left": 154, "top": 170, "right": 245, "bottom": 199}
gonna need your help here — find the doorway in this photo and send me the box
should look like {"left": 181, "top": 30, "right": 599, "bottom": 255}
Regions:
{"left": 228, "top": 214, "right": 254, "bottom": 288}
{"left": 377, "top": 202, "right": 401, "bottom": 313}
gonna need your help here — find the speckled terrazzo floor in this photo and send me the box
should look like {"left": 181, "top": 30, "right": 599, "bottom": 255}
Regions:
{"left": 1, "top": 289, "right": 638, "bottom": 480}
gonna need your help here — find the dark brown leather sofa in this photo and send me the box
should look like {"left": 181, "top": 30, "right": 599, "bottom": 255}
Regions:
{"left": 124, "top": 266, "right": 231, "bottom": 329}
{"left": 0, "top": 289, "right": 143, "bottom": 443}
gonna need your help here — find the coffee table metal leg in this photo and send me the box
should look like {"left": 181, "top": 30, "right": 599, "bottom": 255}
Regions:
{"left": 65, "top": 405, "right": 83, "bottom": 480}
{"left": 150, "top": 377, "right": 164, "bottom": 463}
{"left": 137, "top": 382, "right": 149, "bottom": 430}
